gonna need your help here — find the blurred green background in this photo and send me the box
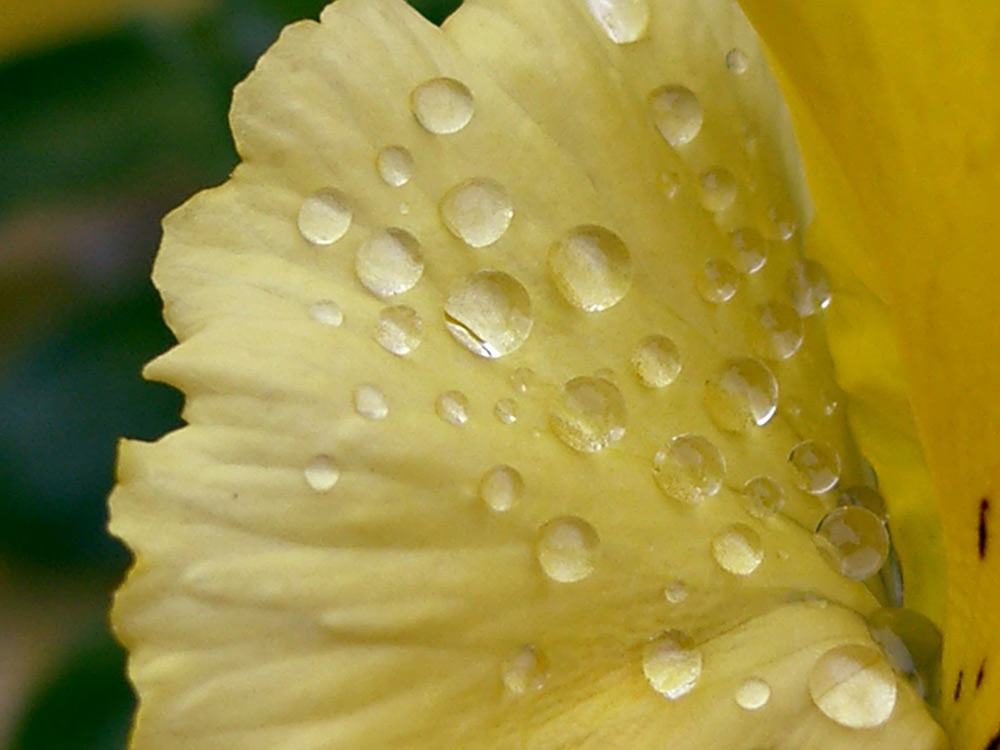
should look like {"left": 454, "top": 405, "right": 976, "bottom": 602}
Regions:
{"left": 0, "top": 0, "right": 459, "bottom": 746}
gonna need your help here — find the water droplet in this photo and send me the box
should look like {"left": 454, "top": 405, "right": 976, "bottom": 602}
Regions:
{"left": 735, "top": 678, "right": 771, "bottom": 710}
{"left": 653, "top": 434, "right": 725, "bottom": 504}
{"left": 659, "top": 171, "right": 681, "bottom": 200}
{"left": 479, "top": 465, "right": 524, "bottom": 513}
{"left": 549, "top": 225, "right": 632, "bottom": 312}
{"left": 814, "top": 506, "right": 890, "bottom": 580}
{"left": 549, "top": 376, "right": 626, "bottom": 453}
{"left": 649, "top": 85, "right": 703, "bottom": 147}
{"left": 536, "top": 516, "right": 600, "bottom": 583}
{"left": 304, "top": 455, "right": 339, "bottom": 492}
{"left": 789, "top": 440, "right": 841, "bottom": 494}
{"left": 440, "top": 178, "right": 513, "bottom": 248}
{"left": 631, "top": 335, "right": 682, "bottom": 388}
{"left": 704, "top": 358, "right": 779, "bottom": 431}
{"left": 726, "top": 48, "right": 750, "bottom": 75}
{"left": 697, "top": 258, "right": 740, "bottom": 303}
{"left": 788, "top": 259, "right": 832, "bottom": 316}
{"left": 355, "top": 228, "right": 423, "bottom": 298}
{"left": 353, "top": 384, "right": 388, "bottom": 420}
{"left": 510, "top": 367, "right": 536, "bottom": 393}
{"left": 712, "top": 524, "right": 764, "bottom": 576}
{"left": 739, "top": 477, "right": 784, "bottom": 520}
{"left": 768, "top": 204, "right": 798, "bottom": 241}
{"left": 867, "top": 607, "right": 943, "bottom": 703}
{"left": 374, "top": 305, "right": 423, "bottom": 356}
{"left": 297, "top": 189, "right": 352, "bottom": 245}
{"left": 375, "top": 146, "right": 414, "bottom": 187}
{"left": 729, "top": 228, "right": 767, "bottom": 274}
{"left": 751, "top": 302, "right": 804, "bottom": 360}
{"left": 308, "top": 300, "right": 343, "bottom": 327}
{"left": 698, "top": 168, "right": 738, "bottom": 213}
{"left": 584, "top": 0, "right": 649, "bottom": 43}
{"left": 444, "top": 270, "right": 533, "bottom": 358}
{"left": 502, "top": 644, "right": 549, "bottom": 694}
{"left": 664, "top": 579, "right": 688, "bottom": 604}
{"left": 642, "top": 630, "right": 702, "bottom": 699}
{"left": 494, "top": 398, "right": 518, "bottom": 424}
{"left": 436, "top": 391, "right": 469, "bottom": 425}
{"left": 410, "top": 77, "right": 474, "bottom": 134}
{"left": 808, "top": 644, "right": 897, "bottom": 729}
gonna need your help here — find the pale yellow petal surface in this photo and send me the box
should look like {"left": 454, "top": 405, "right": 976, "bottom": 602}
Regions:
{"left": 736, "top": 2, "right": 1000, "bottom": 746}
{"left": 111, "top": 0, "right": 947, "bottom": 747}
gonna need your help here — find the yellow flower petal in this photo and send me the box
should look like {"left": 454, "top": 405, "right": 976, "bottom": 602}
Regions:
{"left": 112, "top": 0, "right": 948, "bottom": 747}
{"left": 736, "top": 2, "right": 1000, "bottom": 746}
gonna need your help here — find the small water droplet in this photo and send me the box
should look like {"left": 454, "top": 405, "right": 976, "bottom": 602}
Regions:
{"left": 642, "top": 630, "right": 702, "bottom": 699}
{"left": 789, "top": 440, "right": 841, "bottom": 494}
{"left": 808, "top": 644, "right": 897, "bottom": 729}
{"left": 374, "top": 305, "right": 423, "bottom": 355}
{"left": 814, "top": 506, "right": 890, "bottom": 580}
{"left": 410, "top": 77, "right": 473, "bottom": 134}
{"left": 704, "top": 358, "right": 779, "bottom": 431}
{"left": 631, "top": 335, "right": 681, "bottom": 388}
{"left": 664, "top": 579, "right": 688, "bottom": 604}
{"left": 353, "top": 384, "right": 388, "bottom": 420}
{"left": 440, "top": 178, "right": 513, "bottom": 248}
{"left": 698, "top": 168, "right": 738, "bottom": 213}
{"left": 751, "top": 302, "right": 804, "bottom": 360}
{"left": 729, "top": 228, "right": 767, "bottom": 273}
{"left": 536, "top": 516, "right": 600, "bottom": 583}
{"left": 659, "top": 171, "right": 681, "bottom": 200}
{"left": 355, "top": 228, "right": 423, "bottom": 298}
{"left": 308, "top": 300, "right": 343, "bottom": 327}
{"left": 867, "top": 607, "right": 942, "bottom": 703}
{"left": 444, "top": 270, "right": 533, "bottom": 358}
{"left": 375, "top": 145, "right": 414, "bottom": 187}
{"left": 399, "top": 201, "right": 411, "bottom": 215}
{"left": 726, "top": 48, "right": 750, "bottom": 75}
{"left": 697, "top": 258, "right": 740, "bottom": 303}
{"left": 502, "top": 644, "right": 549, "bottom": 694}
{"left": 435, "top": 390, "right": 469, "bottom": 425}
{"left": 549, "top": 225, "right": 632, "bottom": 312}
{"left": 584, "top": 0, "right": 649, "bottom": 43}
{"left": 788, "top": 259, "right": 832, "bottom": 316}
{"left": 494, "top": 398, "right": 518, "bottom": 424}
{"left": 767, "top": 204, "right": 798, "bottom": 241}
{"left": 840, "top": 485, "right": 887, "bottom": 517}
{"left": 549, "top": 376, "right": 626, "bottom": 453}
{"left": 479, "top": 465, "right": 524, "bottom": 512}
{"left": 304, "top": 455, "right": 339, "bottom": 492}
{"left": 510, "top": 367, "right": 536, "bottom": 393}
{"left": 735, "top": 677, "right": 771, "bottom": 710}
{"left": 297, "top": 189, "right": 352, "bottom": 245}
{"left": 712, "top": 524, "right": 764, "bottom": 576}
{"left": 649, "top": 85, "right": 703, "bottom": 147}
{"left": 653, "top": 434, "right": 725, "bottom": 504}
{"left": 742, "top": 476, "right": 785, "bottom": 519}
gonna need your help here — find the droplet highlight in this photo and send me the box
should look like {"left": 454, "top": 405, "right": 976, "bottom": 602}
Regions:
{"left": 374, "top": 305, "right": 423, "bottom": 356}
{"left": 550, "top": 376, "right": 626, "bottom": 453}
{"left": 297, "top": 189, "right": 352, "bottom": 245}
{"left": 808, "top": 644, "right": 897, "bottom": 729}
{"left": 649, "top": 85, "right": 703, "bottom": 147}
{"left": 549, "top": 225, "right": 632, "bottom": 312}
{"left": 440, "top": 178, "right": 513, "bottom": 248}
{"left": 536, "top": 516, "right": 600, "bottom": 583}
{"left": 355, "top": 228, "right": 423, "bottom": 298}
{"left": 353, "top": 384, "right": 388, "bottom": 420}
{"left": 444, "top": 270, "right": 533, "bottom": 358}
{"left": 643, "top": 630, "right": 702, "bottom": 700}
{"left": 304, "top": 455, "right": 339, "bottom": 492}
{"left": 814, "top": 506, "right": 890, "bottom": 580}
{"left": 494, "top": 398, "right": 518, "bottom": 425}
{"left": 653, "top": 434, "right": 725, "bottom": 504}
{"left": 375, "top": 146, "right": 414, "bottom": 187}
{"left": 584, "top": 0, "right": 649, "bottom": 43}
{"left": 790, "top": 440, "right": 841, "bottom": 494}
{"left": 704, "top": 357, "right": 778, "bottom": 431}
{"left": 410, "top": 77, "right": 473, "bottom": 134}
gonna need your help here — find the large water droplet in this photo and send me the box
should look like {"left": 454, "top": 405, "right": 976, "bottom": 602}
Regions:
{"left": 440, "top": 178, "right": 513, "bottom": 248}
{"left": 653, "top": 435, "right": 725, "bottom": 504}
{"left": 729, "top": 227, "right": 768, "bottom": 274}
{"left": 410, "top": 77, "right": 474, "bottom": 134}
{"left": 374, "top": 305, "right": 423, "bottom": 355}
{"left": 790, "top": 440, "right": 841, "bottom": 494}
{"left": 308, "top": 300, "right": 343, "bottom": 327}
{"left": 711, "top": 524, "right": 764, "bottom": 576}
{"left": 479, "top": 465, "right": 524, "bottom": 513}
{"left": 435, "top": 390, "right": 469, "bottom": 426}
{"left": 788, "top": 259, "right": 832, "bottom": 316}
{"left": 494, "top": 398, "right": 518, "bottom": 425}
{"left": 355, "top": 228, "right": 423, "bottom": 298}
{"left": 584, "top": 0, "right": 649, "bottom": 43}
{"left": 808, "top": 644, "right": 897, "bottom": 729}
{"left": 649, "top": 85, "right": 703, "bottom": 147}
{"left": 698, "top": 168, "right": 738, "bottom": 213}
{"left": 726, "top": 48, "right": 750, "bottom": 75}
{"left": 697, "top": 258, "right": 740, "bottom": 303}
{"left": 704, "top": 358, "right": 778, "bottom": 432}
{"left": 734, "top": 677, "right": 771, "bottom": 710}
{"left": 502, "top": 644, "right": 549, "bottom": 694}
{"left": 375, "top": 146, "right": 414, "bottom": 187}
{"left": 751, "top": 302, "right": 803, "bottom": 360}
{"left": 742, "top": 476, "right": 785, "bottom": 519}
{"left": 444, "top": 270, "right": 533, "bottom": 358}
{"left": 867, "top": 607, "right": 942, "bottom": 703}
{"left": 814, "top": 506, "right": 890, "bottom": 580}
{"left": 536, "top": 516, "right": 600, "bottom": 583}
{"left": 550, "top": 376, "right": 626, "bottom": 453}
{"left": 642, "top": 630, "right": 702, "bottom": 699}
{"left": 304, "top": 455, "right": 339, "bottom": 492}
{"left": 631, "top": 335, "right": 681, "bottom": 388}
{"left": 353, "top": 384, "right": 388, "bottom": 420}
{"left": 297, "top": 189, "right": 352, "bottom": 245}
{"left": 549, "top": 225, "right": 632, "bottom": 312}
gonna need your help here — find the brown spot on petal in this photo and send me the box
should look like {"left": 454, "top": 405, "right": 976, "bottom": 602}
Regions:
{"left": 954, "top": 670, "right": 964, "bottom": 701}
{"left": 977, "top": 659, "right": 987, "bottom": 690}
{"left": 979, "top": 497, "right": 991, "bottom": 559}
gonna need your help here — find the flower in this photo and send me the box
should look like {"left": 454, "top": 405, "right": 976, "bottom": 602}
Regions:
{"left": 109, "top": 0, "right": 981, "bottom": 747}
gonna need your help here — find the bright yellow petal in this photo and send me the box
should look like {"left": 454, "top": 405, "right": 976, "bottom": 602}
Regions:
{"left": 736, "top": 1, "right": 1000, "bottom": 747}
{"left": 111, "top": 0, "right": 947, "bottom": 747}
